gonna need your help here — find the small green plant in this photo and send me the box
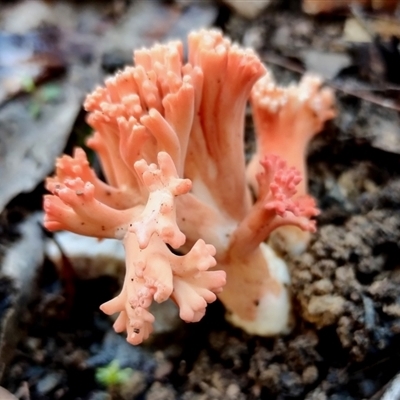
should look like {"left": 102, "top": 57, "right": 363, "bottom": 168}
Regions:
{"left": 23, "top": 81, "right": 62, "bottom": 119}
{"left": 21, "top": 76, "right": 36, "bottom": 93}
{"left": 95, "top": 360, "right": 134, "bottom": 389}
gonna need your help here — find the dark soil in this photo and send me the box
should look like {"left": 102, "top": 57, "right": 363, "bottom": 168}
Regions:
{"left": 1, "top": 1, "right": 400, "bottom": 399}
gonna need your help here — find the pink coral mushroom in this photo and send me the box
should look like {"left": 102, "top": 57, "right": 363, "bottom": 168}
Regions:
{"left": 44, "top": 29, "right": 335, "bottom": 343}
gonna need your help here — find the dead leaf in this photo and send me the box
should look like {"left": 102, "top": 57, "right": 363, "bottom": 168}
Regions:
{"left": 0, "top": 84, "right": 81, "bottom": 212}
{"left": 100, "top": 1, "right": 217, "bottom": 55}
{"left": 0, "top": 387, "right": 18, "bottom": 400}
{"left": 0, "top": 28, "right": 66, "bottom": 104}
{"left": 302, "top": 50, "right": 352, "bottom": 80}
{"left": 221, "top": 0, "right": 273, "bottom": 19}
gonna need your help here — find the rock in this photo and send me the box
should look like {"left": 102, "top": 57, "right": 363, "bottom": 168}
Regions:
{"left": 145, "top": 382, "right": 176, "bottom": 400}
{"left": 221, "top": 0, "right": 273, "bottom": 19}
{"left": 120, "top": 371, "right": 146, "bottom": 400}
{"left": 226, "top": 383, "right": 241, "bottom": 399}
{"left": 383, "top": 303, "right": 400, "bottom": 317}
{"left": 87, "top": 391, "right": 112, "bottom": 400}
{"left": 36, "top": 372, "right": 63, "bottom": 396}
{"left": 85, "top": 331, "right": 156, "bottom": 374}
{"left": 302, "top": 365, "right": 319, "bottom": 385}
{"left": 0, "top": 84, "right": 81, "bottom": 212}
{"left": 304, "top": 295, "right": 346, "bottom": 328}
{"left": 305, "top": 387, "right": 328, "bottom": 400}
{"left": 302, "top": 50, "right": 351, "bottom": 80}
{"left": 343, "top": 18, "right": 371, "bottom": 43}
{"left": 311, "top": 279, "right": 334, "bottom": 295}
{"left": 45, "top": 231, "right": 125, "bottom": 280}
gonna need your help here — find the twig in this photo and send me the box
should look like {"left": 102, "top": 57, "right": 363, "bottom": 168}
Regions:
{"left": 262, "top": 52, "right": 400, "bottom": 112}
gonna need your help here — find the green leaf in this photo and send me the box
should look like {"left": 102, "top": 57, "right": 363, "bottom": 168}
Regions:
{"left": 95, "top": 360, "right": 134, "bottom": 388}
{"left": 40, "top": 84, "right": 62, "bottom": 102}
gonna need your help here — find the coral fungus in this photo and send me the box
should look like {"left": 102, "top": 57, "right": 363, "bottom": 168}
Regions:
{"left": 44, "top": 29, "right": 335, "bottom": 344}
